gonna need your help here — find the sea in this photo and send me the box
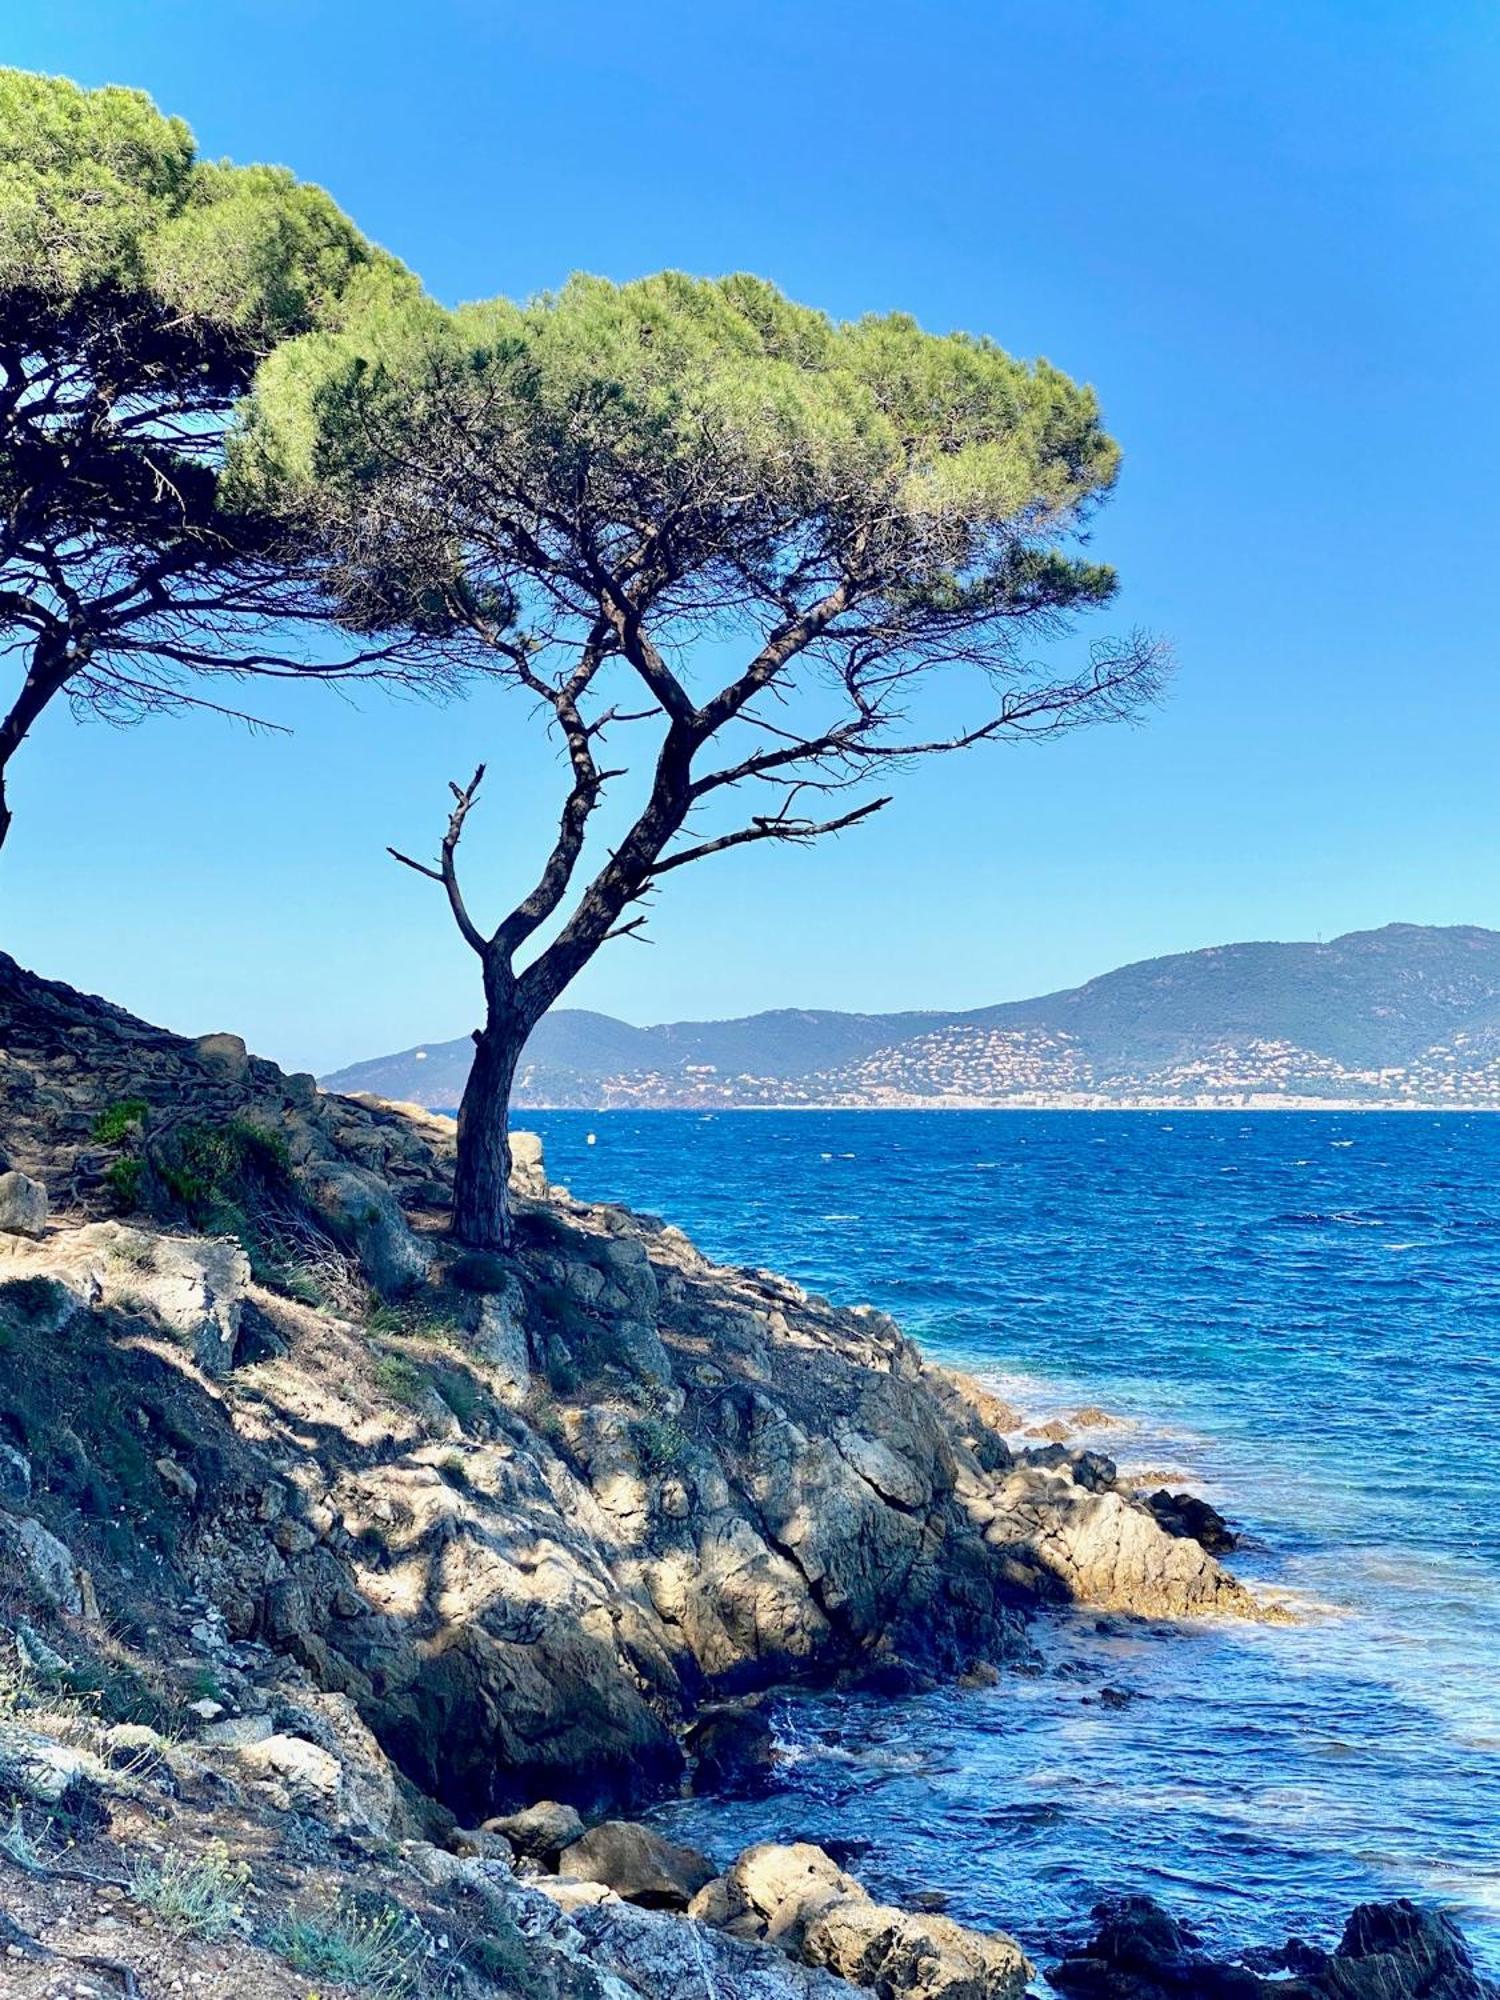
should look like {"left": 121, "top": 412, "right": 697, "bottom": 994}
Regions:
{"left": 520, "top": 1108, "right": 1500, "bottom": 1982}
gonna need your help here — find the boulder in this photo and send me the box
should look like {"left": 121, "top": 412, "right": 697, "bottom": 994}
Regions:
{"left": 154, "top": 1457, "right": 199, "bottom": 1506}
{"left": 0, "top": 1722, "right": 104, "bottom": 1805}
{"left": 690, "top": 1843, "right": 862, "bottom": 1949}
{"left": 559, "top": 1820, "right": 717, "bottom": 1910}
{"left": 194, "top": 1032, "right": 252, "bottom": 1082}
{"left": 0, "top": 1170, "right": 47, "bottom": 1238}
{"left": 804, "top": 1897, "right": 1033, "bottom": 2000}
{"left": 510, "top": 1130, "right": 547, "bottom": 1197}
{"left": 484, "top": 1799, "right": 586, "bottom": 1863}
{"left": 692, "top": 1844, "right": 1032, "bottom": 2000}
{"left": 297, "top": 1161, "right": 430, "bottom": 1295}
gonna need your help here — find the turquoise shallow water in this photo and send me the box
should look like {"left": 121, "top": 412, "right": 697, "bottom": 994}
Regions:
{"left": 523, "top": 1109, "right": 1500, "bottom": 1975}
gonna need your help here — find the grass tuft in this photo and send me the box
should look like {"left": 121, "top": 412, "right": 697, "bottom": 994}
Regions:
{"left": 131, "top": 1843, "right": 249, "bottom": 1939}
{"left": 267, "top": 1895, "right": 425, "bottom": 1998}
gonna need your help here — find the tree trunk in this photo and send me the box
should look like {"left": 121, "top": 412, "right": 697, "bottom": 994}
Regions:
{"left": 451, "top": 965, "right": 528, "bottom": 1251}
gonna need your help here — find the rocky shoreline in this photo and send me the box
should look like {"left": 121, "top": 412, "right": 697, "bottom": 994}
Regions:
{"left": 0, "top": 950, "right": 1492, "bottom": 1998}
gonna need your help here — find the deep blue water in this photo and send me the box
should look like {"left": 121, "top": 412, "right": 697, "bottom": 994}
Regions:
{"left": 524, "top": 1110, "right": 1500, "bottom": 1981}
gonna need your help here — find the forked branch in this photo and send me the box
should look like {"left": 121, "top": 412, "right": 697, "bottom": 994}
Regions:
{"left": 388, "top": 762, "right": 488, "bottom": 954}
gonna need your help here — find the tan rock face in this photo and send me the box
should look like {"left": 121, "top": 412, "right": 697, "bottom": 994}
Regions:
{"left": 691, "top": 1843, "right": 1033, "bottom": 2000}
{"left": 804, "top": 1897, "right": 1032, "bottom": 2000}
{"left": 0, "top": 1220, "right": 249, "bottom": 1375}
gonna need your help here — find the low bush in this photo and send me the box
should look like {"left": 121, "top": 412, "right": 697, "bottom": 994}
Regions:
{"left": 131, "top": 1842, "right": 249, "bottom": 1939}
{"left": 267, "top": 1893, "right": 426, "bottom": 1998}
{"left": 92, "top": 1098, "right": 149, "bottom": 1145}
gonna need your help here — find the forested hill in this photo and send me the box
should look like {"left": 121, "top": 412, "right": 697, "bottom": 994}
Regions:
{"left": 322, "top": 924, "right": 1500, "bottom": 1110}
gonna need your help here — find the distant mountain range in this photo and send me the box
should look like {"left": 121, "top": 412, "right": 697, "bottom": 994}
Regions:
{"left": 321, "top": 924, "right": 1500, "bottom": 1111}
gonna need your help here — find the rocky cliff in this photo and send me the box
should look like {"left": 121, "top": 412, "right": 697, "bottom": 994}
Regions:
{"left": 0, "top": 952, "right": 1475, "bottom": 2000}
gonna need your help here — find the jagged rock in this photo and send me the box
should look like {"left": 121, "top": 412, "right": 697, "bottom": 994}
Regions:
{"left": 691, "top": 1843, "right": 1032, "bottom": 2000}
{"left": 234, "top": 1720, "right": 401, "bottom": 1836}
{"left": 1320, "top": 1900, "right": 1499, "bottom": 2000}
{"left": 0, "top": 1510, "right": 85, "bottom": 1613}
{"left": 1048, "top": 1895, "right": 1500, "bottom": 2000}
{"left": 982, "top": 1461, "right": 1256, "bottom": 1619}
{"left": 1144, "top": 1489, "right": 1238, "bottom": 1555}
{"left": 296, "top": 1160, "right": 429, "bottom": 1295}
{"left": 14, "top": 1622, "right": 67, "bottom": 1675}
{"left": 271, "top": 1689, "right": 404, "bottom": 1839}
{"left": 0, "top": 1170, "right": 47, "bottom": 1237}
{"left": 474, "top": 1276, "right": 532, "bottom": 1396}
{"left": 484, "top": 1799, "right": 586, "bottom": 1862}
{"left": 559, "top": 1820, "right": 717, "bottom": 1910}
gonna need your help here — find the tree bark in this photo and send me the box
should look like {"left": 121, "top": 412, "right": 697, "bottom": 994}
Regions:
{"left": 451, "top": 961, "right": 529, "bottom": 1250}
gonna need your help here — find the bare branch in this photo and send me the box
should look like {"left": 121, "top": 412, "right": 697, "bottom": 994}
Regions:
{"left": 651, "top": 795, "right": 891, "bottom": 876}
{"left": 387, "top": 763, "right": 489, "bottom": 956}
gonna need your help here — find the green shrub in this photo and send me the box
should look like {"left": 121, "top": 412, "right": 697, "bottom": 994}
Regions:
{"left": 631, "top": 1413, "right": 687, "bottom": 1474}
{"left": 92, "top": 1098, "right": 149, "bottom": 1145}
{"left": 131, "top": 1843, "right": 249, "bottom": 1939}
{"left": 267, "top": 1894, "right": 425, "bottom": 1998}
{"left": 275, "top": 1264, "right": 329, "bottom": 1309}
{"left": 154, "top": 1116, "right": 291, "bottom": 1235}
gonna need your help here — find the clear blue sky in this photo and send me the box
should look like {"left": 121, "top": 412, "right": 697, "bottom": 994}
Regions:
{"left": 4, "top": 1, "right": 1499, "bottom": 1074}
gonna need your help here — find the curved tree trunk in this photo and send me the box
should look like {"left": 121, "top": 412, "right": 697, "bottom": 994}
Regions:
{"left": 451, "top": 964, "right": 528, "bottom": 1250}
